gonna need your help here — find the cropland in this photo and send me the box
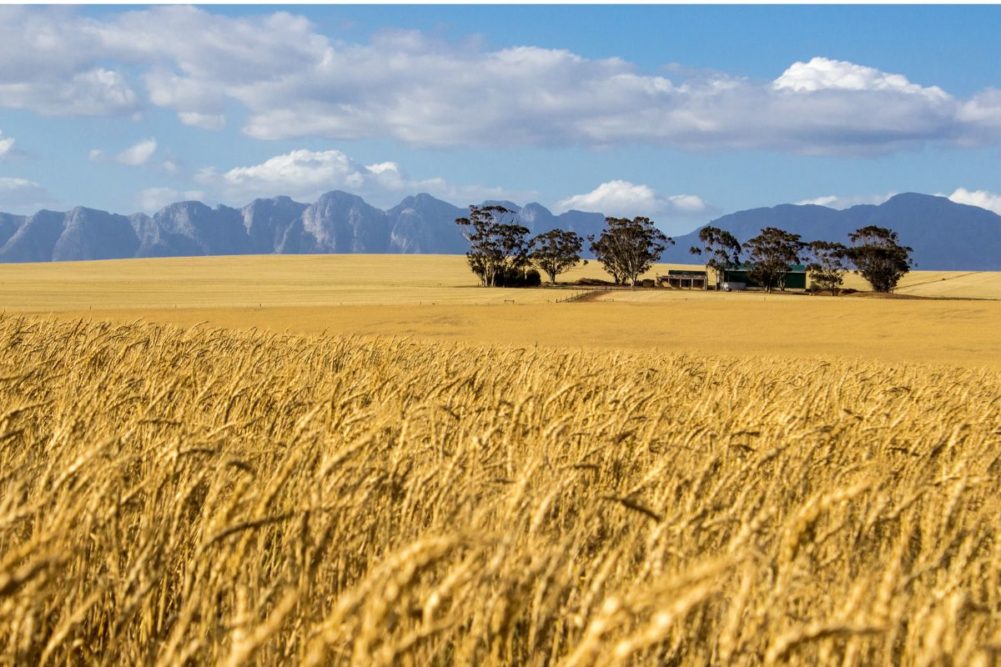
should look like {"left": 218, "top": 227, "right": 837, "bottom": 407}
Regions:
{"left": 3, "top": 254, "right": 1001, "bottom": 368}
{"left": 2, "top": 254, "right": 1001, "bottom": 664}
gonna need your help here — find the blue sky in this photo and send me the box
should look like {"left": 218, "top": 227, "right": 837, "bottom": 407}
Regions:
{"left": 1, "top": 5, "right": 1000, "bottom": 234}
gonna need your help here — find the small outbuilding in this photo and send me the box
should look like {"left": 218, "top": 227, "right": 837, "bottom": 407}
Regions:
{"left": 658, "top": 270, "right": 708, "bottom": 290}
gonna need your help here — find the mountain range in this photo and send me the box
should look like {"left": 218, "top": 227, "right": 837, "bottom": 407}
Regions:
{"left": 0, "top": 191, "right": 999, "bottom": 270}
{"left": 661, "top": 192, "right": 1001, "bottom": 271}
{"left": 0, "top": 192, "right": 606, "bottom": 264}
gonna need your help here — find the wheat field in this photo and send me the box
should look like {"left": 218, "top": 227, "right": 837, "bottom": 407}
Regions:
{"left": 2, "top": 314, "right": 1000, "bottom": 665}
{"left": 6, "top": 254, "right": 1001, "bottom": 370}
{"left": 4, "top": 255, "right": 1001, "bottom": 313}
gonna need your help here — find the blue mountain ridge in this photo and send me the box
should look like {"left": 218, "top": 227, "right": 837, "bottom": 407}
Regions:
{"left": 0, "top": 192, "right": 606, "bottom": 264}
{"left": 0, "top": 191, "right": 998, "bottom": 270}
{"left": 661, "top": 193, "right": 1001, "bottom": 271}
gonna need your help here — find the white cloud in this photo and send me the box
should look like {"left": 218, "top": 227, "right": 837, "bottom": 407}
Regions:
{"left": 557, "top": 181, "right": 661, "bottom": 218}
{"left": 0, "top": 131, "right": 14, "bottom": 159}
{"left": 365, "top": 162, "right": 401, "bottom": 176}
{"left": 92, "top": 140, "right": 169, "bottom": 170}
{"left": 178, "top": 112, "right": 226, "bottom": 130}
{"left": 0, "top": 3, "right": 136, "bottom": 117}
{"left": 137, "top": 186, "right": 206, "bottom": 213}
{"left": 796, "top": 195, "right": 845, "bottom": 208}
{"left": 957, "top": 90, "right": 1001, "bottom": 146}
{"left": 774, "top": 57, "right": 946, "bottom": 99}
{"left": 0, "top": 40, "right": 138, "bottom": 116}
{"left": 947, "top": 187, "right": 1001, "bottom": 215}
{"left": 796, "top": 192, "right": 897, "bottom": 209}
{"left": 197, "top": 149, "right": 373, "bottom": 201}
{"left": 555, "top": 180, "right": 710, "bottom": 221}
{"left": 1, "top": 7, "right": 1001, "bottom": 154}
{"left": 666, "top": 194, "right": 709, "bottom": 213}
{"left": 225, "top": 44, "right": 974, "bottom": 154}
{"left": 196, "top": 148, "right": 527, "bottom": 209}
{"left": 116, "top": 138, "right": 157, "bottom": 166}
{"left": 0, "top": 177, "right": 54, "bottom": 211}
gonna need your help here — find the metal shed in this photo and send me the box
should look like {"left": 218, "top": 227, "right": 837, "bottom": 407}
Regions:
{"left": 722, "top": 264, "right": 807, "bottom": 290}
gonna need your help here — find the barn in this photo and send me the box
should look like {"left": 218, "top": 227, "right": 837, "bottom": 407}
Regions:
{"left": 658, "top": 270, "right": 708, "bottom": 289}
{"left": 722, "top": 264, "right": 808, "bottom": 290}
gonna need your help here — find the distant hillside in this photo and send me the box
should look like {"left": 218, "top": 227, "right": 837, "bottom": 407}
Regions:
{"left": 1, "top": 191, "right": 1000, "bottom": 269}
{"left": 663, "top": 193, "right": 1001, "bottom": 271}
{"left": 0, "top": 192, "right": 605, "bottom": 263}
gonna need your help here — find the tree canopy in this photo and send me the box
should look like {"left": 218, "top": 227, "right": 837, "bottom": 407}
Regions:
{"left": 689, "top": 226, "right": 742, "bottom": 290}
{"left": 530, "top": 229, "right": 585, "bottom": 284}
{"left": 589, "top": 217, "right": 673, "bottom": 286}
{"left": 742, "top": 227, "right": 804, "bottom": 292}
{"left": 845, "top": 225, "right": 913, "bottom": 293}
{"left": 806, "top": 240, "right": 850, "bottom": 295}
{"left": 456, "top": 205, "right": 532, "bottom": 287}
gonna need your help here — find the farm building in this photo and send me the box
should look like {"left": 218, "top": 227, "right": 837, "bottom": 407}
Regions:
{"left": 658, "top": 270, "right": 708, "bottom": 289}
{"left": 722, "top": 264, "right": 808, "bottom": 290}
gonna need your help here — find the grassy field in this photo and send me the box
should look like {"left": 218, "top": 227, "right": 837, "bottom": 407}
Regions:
{"left": 4, "top": 254, "right": 1000, "bottom": 369}
{"left": 2, "top": 315, "right": 1000, "bottom": 665}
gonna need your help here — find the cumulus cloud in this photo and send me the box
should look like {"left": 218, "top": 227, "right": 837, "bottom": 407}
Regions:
{"left": 198, "top": 149, "right": 370, "bottom": 197}
{"left": 796, "top": 192, "right": 897, "bottom": 209}
{"left": 665, "top": 194, "right": 710, "bottom": 213}
{"left": 947, "top": 187, "right": 1001, "bottom": 215}
{"left": 2, "top": 6, "right": 1001, "bottom": 154}
{"left": 955, "top": 90, "right": 1001, "bottom": 148}
{"left": 0, "top": 177, "right": 55, "bottom": 211}
{"left": 196, "top": 148, "right": 528, "bottom": 208}
{"left": 116, "top": 138, "right": 157, "bottom": 166}
{"left": 774, "top": 57, "right": 947, "bottom": 99}
{"left": 177, "top": 112, "right": 226, "bottom": 130}
{"left": 556, "top": 181, "right": 661, "bottom": 218}
{"left": 90, "top": 137, "right": 158, "bottom": 166}
{"left": 0, "top": 7, "right": 138, "bottom": 116}
{"left": 555, "top": 180, "right": 712, "bottom": 222}
{"left": 0, "top": 62, "right": 138, "bottom": 116}
{"left": 230, "top": 44, "right": 968, "bottom": 154}
{"left": 0, "top": 131, "right": 14, "bottom": 159}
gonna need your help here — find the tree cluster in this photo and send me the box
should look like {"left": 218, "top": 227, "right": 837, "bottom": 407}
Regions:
{"left": 845, "top": 226, "right": 914, "bottom": 293}
{"left": 457, "top": 208, "right": 675, "bottom": 288}
{"left": 689, "top": 224, "right": 912, "bottom": 293}
{"left": 588, "top": 217, "right": 673, "bottom": 287}
{"left": 455, "top": 205, "right": 531, "bottom": 287}
{"left": 456, "top": 205, "right": 585, "bottom": 287}
{"left": 805, "top": 240, "right": 851, "bottom": 295}
{"left": 457, "top": 204, "right": 913, "bottom": 294}
{"left": 742, "top": 227, "right": 805, "bottom": 292}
